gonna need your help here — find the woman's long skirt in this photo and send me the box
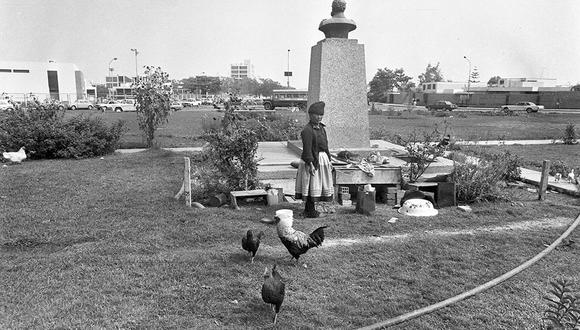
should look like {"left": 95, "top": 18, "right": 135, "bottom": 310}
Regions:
{"left": 295, "top": 152, "right": 334, "bottom": 202}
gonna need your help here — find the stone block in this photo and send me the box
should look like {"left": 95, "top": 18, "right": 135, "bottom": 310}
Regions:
{"left": 437, "top": 182, "right": 457, "bottom": 207}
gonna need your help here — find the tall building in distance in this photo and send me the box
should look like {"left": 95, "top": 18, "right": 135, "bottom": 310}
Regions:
{"left": 230, "top": 59, "right": 254, "bottom": 80}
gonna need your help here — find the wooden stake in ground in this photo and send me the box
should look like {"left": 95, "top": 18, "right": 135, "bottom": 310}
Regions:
{"left": 174, "top": 157, "right": 192, "bottom": 207}
{"left": 538, "top": 159, "right": 550, "bottom": 200}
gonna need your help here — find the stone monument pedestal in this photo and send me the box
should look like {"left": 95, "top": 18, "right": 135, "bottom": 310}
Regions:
{"left": 307, "top": 38, "right": 369, "bottom": 150}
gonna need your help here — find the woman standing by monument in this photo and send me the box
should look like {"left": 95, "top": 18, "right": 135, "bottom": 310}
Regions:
{"left": 295, "top": 101, "right": 334, "bottom": 218}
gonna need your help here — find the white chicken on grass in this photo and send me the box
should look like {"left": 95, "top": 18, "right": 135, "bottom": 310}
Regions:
{"left": 2, "top": 146, "right": 27, "bottom": 164}
{"left": 569, "top": 169, "right": 577, "bottom": 184}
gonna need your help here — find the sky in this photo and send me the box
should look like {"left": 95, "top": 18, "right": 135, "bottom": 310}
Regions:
{"left": 1, "top": 0, "right": 579, "bottom": 89}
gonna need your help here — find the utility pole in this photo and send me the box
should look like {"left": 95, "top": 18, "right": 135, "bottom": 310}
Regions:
{"left": 285, "top": 49, "right": 292, "bottom": 88}
{"left": 108, "top": 57, "right": 117, "bottom": 98}
{"left": 463, "top": 55, "right": 472, "bottom": 93}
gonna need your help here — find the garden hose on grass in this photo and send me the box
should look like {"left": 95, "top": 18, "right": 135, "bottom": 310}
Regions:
{"left": 358, "top": 212, "right": 580, "bottom": 330}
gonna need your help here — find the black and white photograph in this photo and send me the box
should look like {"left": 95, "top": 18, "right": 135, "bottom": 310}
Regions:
{"left": 1, "top": 0, "right": 580, "bottom": 328}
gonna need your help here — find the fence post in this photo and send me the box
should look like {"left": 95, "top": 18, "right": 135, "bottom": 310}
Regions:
{"left": 184, "top": 157, "right": 191, "bottom": 207}
{"left": 538, "top": 160, "right": 550, "bottom": 200}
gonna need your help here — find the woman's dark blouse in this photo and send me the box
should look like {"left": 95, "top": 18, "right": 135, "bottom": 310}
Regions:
{"left": 300, "top": 122, "right": 331, "bottom": 170}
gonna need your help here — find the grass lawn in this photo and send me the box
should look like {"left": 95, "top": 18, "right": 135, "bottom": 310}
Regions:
{"left": 64, "top": 108, "right": 580, "bottom": 149}
{"left": 368, "top": 111, "right": 580, "bottom": 143}
{"left": 2, "top": 149, "right": 580, "bottom": 329}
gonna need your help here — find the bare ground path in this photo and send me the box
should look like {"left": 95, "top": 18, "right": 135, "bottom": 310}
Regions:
{"left": 258, "top": 216, "right": 573, "bottom": 252}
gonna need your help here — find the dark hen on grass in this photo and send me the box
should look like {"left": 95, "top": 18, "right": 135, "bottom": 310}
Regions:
{"left": 261, "top": 265, "right": 285, "bottom": 325}
{"left": 242, "top": 230, "right": 264, "bottom": 263}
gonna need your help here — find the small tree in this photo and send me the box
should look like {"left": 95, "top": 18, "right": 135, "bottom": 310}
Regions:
{"left": 418, "top": 62, "right": 444, "bottom": 84}
{"left": 133, "top": 66, "right": 173, "bottom": 147}
{"left": 487, "top": 75, "right": 502, "bottom": 87}
{"left": 563, "top": 122, "right": 577, "bottom": 145}
{"left": 368, "top": 67, "right": 414, "bottom": 103}
{"left": 402, "top": 131, "right": 446, "bottom": 183}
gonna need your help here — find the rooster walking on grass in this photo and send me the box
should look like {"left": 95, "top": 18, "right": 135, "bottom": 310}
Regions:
{"left": 261, "top": 209, "right": 328, "bottom": 267}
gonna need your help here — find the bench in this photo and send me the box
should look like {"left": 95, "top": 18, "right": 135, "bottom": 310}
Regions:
{"left": 406, "top": 182, "right": 456, "bottom": 207}
{"left": 229, "top": 189, "right": 269, "bottom": 210}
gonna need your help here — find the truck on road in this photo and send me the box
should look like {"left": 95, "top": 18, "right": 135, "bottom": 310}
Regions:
{"left": 262, "top": 89, "right": 307, "bottom": 111}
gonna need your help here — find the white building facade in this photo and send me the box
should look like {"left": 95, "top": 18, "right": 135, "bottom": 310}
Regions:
{"left": 230, "top": 59, "right": 254, "bottom": 80}
{"left": 0, "top": 60, "right": 90, "bottom": 103}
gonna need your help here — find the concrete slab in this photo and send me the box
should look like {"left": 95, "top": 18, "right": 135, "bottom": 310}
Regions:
{"left": 259, "top": 139, "right": 454, "bottom": 181}
{"left": 256, "top": 141, "right": 300, "bottom": 166}
{"left": 114, "top": 140, "right": 579, "bottom": 198}
{"left": 520, "top": 168, "right": 580, "bottom": 196}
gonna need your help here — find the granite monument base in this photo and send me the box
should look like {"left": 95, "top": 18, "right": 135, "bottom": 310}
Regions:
{"left": 307, "top": 38, "right": 369, "bottom": 150}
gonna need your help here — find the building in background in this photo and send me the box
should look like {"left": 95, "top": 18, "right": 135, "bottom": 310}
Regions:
{"left": 0, "top": 60, "right": 93, "bottom": 103}
{"left": 105, "top": 75, "right": 136, "bottom": 99}
{"left": 419, "top": 81, "right": 487, "bottom": 94}
{"left": 230, "top": 59, "right": 254, "bottom": 80}
{"left": 105, "top": 75, "right": 134, "bottom": 89}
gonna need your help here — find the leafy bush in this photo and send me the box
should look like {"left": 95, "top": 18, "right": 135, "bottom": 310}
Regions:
{"left": 202, "top": 124, "right": 260, "bottom": 192}
{"left": 0, "top": 101, "right": 125, "bottom": 159}
{"left": 238, "top": 112, "right": 301, "bottom": 141}
{"left": 550, "top": 160, "right": 571, "bottom": 177}
{"left": 480, "top": 150, "right": 522, "bottom": 182}
{"left": 542, "top": 279, "right": 580, "bottom": 329}
{"left": 189, "top": 155, "right": 230, "bottom": 201}
{"left": 563, "top": 122, "right": 577, "bottom": 145}
{"left": 451, "top": 161, "right": 505, "bottom": 203}
{"left": 450, "top": 149, "right": 521, "bottom": 202}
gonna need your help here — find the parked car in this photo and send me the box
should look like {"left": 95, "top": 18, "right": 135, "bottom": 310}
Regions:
{"left": 69, "top": 99, "right": 95, "bottom": 110}
{"left": 170, "top": 101, "right": 183, "bottom": 111}
{"left": 427, "top": 100, "right": 458, "bottom": 111}
{"left": 200, "top": 98, "right": 213, "bottom": 105}
{"left": 98, "top": 99, "right": 137, "bottom": 112}
{"left": 181, "top": 99, "right": 201, "bottom": 107}
{"left": 56, "top": 101, "right": 68, "bottom": 111}
{"left": 0, "top": 99, "right": 15, "bottom": 111}
{"left": 500, "top": 101, "right": 544, "bottom": 113}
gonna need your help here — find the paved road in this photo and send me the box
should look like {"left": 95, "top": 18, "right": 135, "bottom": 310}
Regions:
{"left": 378, "top": 103, "right": 580, "bottom": 115}
{"left": 455, "top": 107, "right": 580, "bottom": 115}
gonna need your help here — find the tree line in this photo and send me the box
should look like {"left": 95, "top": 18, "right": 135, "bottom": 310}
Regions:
{"left": 367, "top": 62, "right": 505, "bottom": 103}
{"left": 96, "top": 76, "right": 288, "bottom": 99}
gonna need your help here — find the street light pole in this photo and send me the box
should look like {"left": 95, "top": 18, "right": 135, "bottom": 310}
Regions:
{"left": 108, "top": 57, "right": 117, "bottom": 98}
{"left": 130, "top": 48, "right": 139, "bottom": 81}
{"left": 463, "top": 55, "right": 472, "bottom": 93}
{"left": 287, "top": 49, "right": 290, "bottom": 88}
